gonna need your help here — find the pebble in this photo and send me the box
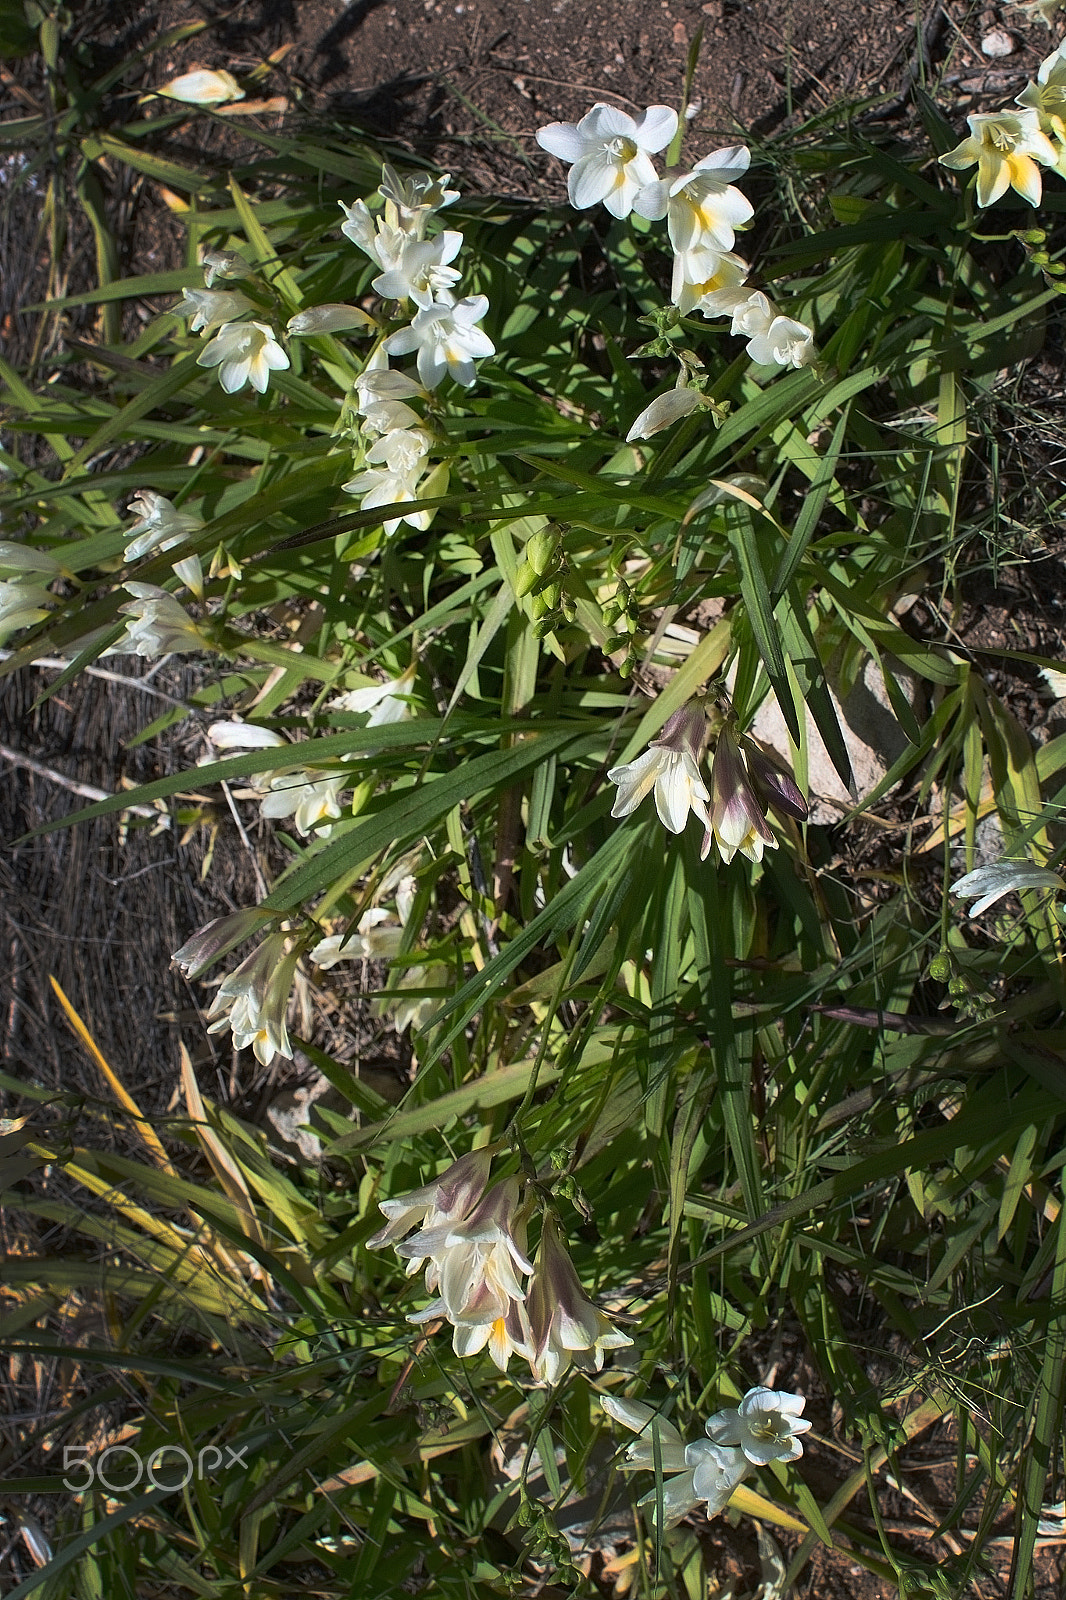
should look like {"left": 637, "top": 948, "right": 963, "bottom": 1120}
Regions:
{"left": 981, "top": 28, "right": 1015, "bottom": 55}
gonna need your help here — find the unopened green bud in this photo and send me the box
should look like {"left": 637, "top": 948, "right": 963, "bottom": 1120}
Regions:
{"left": 948, "top": 973, "right": 972, "bottom": 997}
{"left": 927, "top": 951, "right": 952, "bottom": 983}
{"left": 532, "top": 615, "right": 557, "bottom": 639}
{"left": 513, "top": 559, "right": 539, "bottom": 598}
{"left": 539, "top": 581, "right": 561, "bottom": 610}
{"left": 525, "top": 528, "right": 559, "bottom": 577}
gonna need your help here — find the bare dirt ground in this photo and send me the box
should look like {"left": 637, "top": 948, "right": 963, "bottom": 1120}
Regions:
{"left": 2, "top": 1, "right": 1066, "bottom": 1594}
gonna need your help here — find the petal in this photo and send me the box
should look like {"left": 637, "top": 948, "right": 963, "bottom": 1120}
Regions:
{"left": 535, "top": 121, "right": 590, "bottom": 163}
{"left": 569, "top": 151, "right": 619, "bottom": 210}
{"left": 578, "top": 103, "right": 636, "bottom": 140}
{"left": 634, "top": 105, "right": 678, "bottom": 153}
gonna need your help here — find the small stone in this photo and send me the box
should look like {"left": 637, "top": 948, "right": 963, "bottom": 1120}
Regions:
{"left": 981, "top": 28, "right": 1015, "bottom": 55}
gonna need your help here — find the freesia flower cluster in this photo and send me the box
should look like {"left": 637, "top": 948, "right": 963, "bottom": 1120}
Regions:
{"left": 607, "top": 703, "right": 808, "bottom": 864}
{"left": 602, "top": 1384, "right": 812, "bottom": 1525}
{"left": 535, "top": 103, "right": 815, "bottom": 374}
{"left": 339, "top": 166, "right": 495, "bottom": 532}
{"left": 940, "top": 36, "right": 1066, "bottom": 205}
{"left": 172, "top": 848, "right": 429, "bottom": 1066}
{"left": 368, "top": 1150, "right": 632, "bottom": 1381}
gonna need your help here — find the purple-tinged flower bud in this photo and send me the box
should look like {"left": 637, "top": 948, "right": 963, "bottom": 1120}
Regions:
{"left": 743, "top": 742, "right": 808, "bottom": 821}
{"left": 702, "top": 724, "right": 776, "bottom": 864}
{"left": 172, "top": 907, "right": 267, "bottom": 978}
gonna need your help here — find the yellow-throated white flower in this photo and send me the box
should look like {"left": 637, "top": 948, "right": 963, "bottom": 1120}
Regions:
{"left": 196, "top": 320, "right": 290, "bottom": 394}
{"left": 536, "top": 103, "right": 678, "bottom": 219}
{"left": 383, "top": 295, "right": 495, "bottom": 389}
{"left": 525, "top": 1215, "right": 632, "bottom": 1384}
{"left": 607, "top": 704, "right": 711, "bottom": 835}
{"left": 702, "top": 725, "right": 776, "bottom": 864}
{"left": 671, "top": 247, "right": 749, "bottom": 315}
{"left": 664, "top": 145, "right": 754, "bottom": 253}
{"left": 939, "top": 109, "right": 1057, "bottom": 206}
{"left": 205, "top": 930, "right": 300, "bottom": 1066}
{"left": 704, "top": 1385, "right": 812, "bottom": 1465}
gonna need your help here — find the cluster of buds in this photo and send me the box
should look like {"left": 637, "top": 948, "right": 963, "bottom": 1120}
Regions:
{"left": 607, "top": 703, "right": 808, "bottom": 863}
{"left": 339, "top": 165, "right": 494, "bottom": 537}
{"left": 368, "top": 1151, "right": 632, "bottom": 1381}
{"left": 602, "top": 1384, "right": 811, "bottom": 1525}
{"left": 534, "top": 102, "right": 816, "bottom": 415}
{"left": 939, "top": 37, "right": 1066, "bottom": 208}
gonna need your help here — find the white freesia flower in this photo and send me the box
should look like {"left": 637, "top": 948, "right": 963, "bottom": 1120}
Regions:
{"left": 664, "top": 146, "right": 754, "bottom": 253}
{"left": 260, "top": 770, "right": 349, "bottom": 837}
{"left": 124, "top": 490, "right": 202, "bottom": 560}
{"left": 205, "top": 931, "right": 300, "bottom": 1066}
{"left": 1040, "top": 665, "right": 1066, "bottom": 698}
{"left": 366, "top": 427, "right": 433, "bottom": 475}
{"left": 366, "top": 1147, "right": 493, "bottom": 1255}
{"left": 200, "top": 247, "right": 253, "bottom": 287}
{"left": 0, "top": 578, "right": 53, "bottom": 638}
{"left": 372, "top": 231, "right": 464, "bottom": 308}
{"left": 705, "top": 1385, "right": 812, "bottom": 1466}
{"left": 601, "top": 1396, "right": 749, "bottom": 1523}
{"left": 671, "top": 248, "right": 748, "bottom": 315}
{"left": 172, "top": 907, "right": 264, "bottom": 978}
{"left": 404, "top": 1178, "right": 534, "bottom": 1369}
{"left": 702, "top": 725, "right": 776, "bottom": 864}
{"left": 730, "top": 290, "right": 775, "bottom": 340}
{"left": 112, "top": 582, "right": 211, "bottom": 657}
{"left": 1017, "top": 39, "right": 1066, "bottom": 142}
{"left": 310, "top": 908, "right": 404, "bottom": 968}
{"left": 745, "top": 314, "right": 816, "bottom": 369}
{"left": 525, "top": 1216, "right": 632, "bottom": 1384}
{"left": 157, "top": 68, "right": 244, "bottom": 106}
{"left": 197, "top": 320, "right": 290, "bottom": 394}
{"left": 178, "top": 287, "right": 253, "bottom": 334}
{"left": 376, "top": 962, "right": 449, "bottom": 1035}
{"left": 951, "top": 860, "right": 1066, "bottom": 916}
{"left": 608, "top": 705, "right": 710, "bottom": 835}
{"left": 330, "top": 664, "right": 416, "bottom": 724}
{"left": 287, "top": 304, "right": 376, "bottom": 336}
{"left": 626, "top": 386, "right": 703, "bottom": 442}
{"left": 379, "top": 164, "right": 460, "bottom": 224}
{"left": 341, "top": 463, "right": 430, "bottom": 535}
{"left": 536, "top": 103, "right": 677, "bottom": 219}
{"left": 939, "top": 109, "right": 1057, "bottom": 206}
{"left": 383, "top": 295, "right": 495, "bottom": 388}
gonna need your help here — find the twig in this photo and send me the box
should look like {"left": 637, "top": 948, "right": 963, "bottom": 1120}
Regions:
{"left": 0, "top": 743, "right": 166, "bottom": 821}
{"left": 0, "top": 649, "right": 191, "bottom": 709}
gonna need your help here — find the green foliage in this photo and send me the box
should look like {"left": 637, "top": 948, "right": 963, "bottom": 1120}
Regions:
{"left": 3, "top": 52, "right": 1066, "bottom": 1600}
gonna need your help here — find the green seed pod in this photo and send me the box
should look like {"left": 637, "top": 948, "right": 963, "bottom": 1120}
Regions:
{"left": 928, "top": 951, "right": 952, "bottom": 983}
